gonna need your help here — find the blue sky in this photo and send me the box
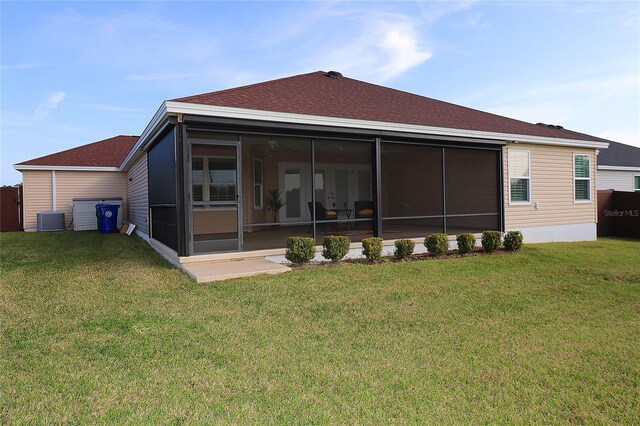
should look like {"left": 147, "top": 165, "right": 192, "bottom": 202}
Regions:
{"left": 1, "top": 1, "right": 639, "bottom": 185}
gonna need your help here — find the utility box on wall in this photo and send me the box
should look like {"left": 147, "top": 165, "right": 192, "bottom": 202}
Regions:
{"left": 72, "top": 197, "right": 123, "bottom": 231}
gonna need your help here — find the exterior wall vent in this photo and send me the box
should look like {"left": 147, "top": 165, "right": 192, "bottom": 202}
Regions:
{"left": 324, "top": 71, "right": 344, "bottom": 79}
{"left": 36, "top": 211, "right": 65, "bottom": 232}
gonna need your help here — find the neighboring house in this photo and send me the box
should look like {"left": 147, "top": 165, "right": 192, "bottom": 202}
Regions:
{"left": 596, "top": 141, "right": 640, "bottom": 192}
{"left": 15, "top": 71, "right": 610, "bottom": 261}
{"left": 13, "top": 135, "right": 138, "bottom": 231}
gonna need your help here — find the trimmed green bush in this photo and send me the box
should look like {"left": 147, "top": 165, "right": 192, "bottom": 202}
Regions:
{"left": 503, "top": 231, "right": 524, "bottom": 251}
{"left": 361, "top": 237, "right": 383, "bottom": 262}
{"left": 394, "top": 239, "right": 415, "bottom": 260}
{"left": 424, "top": 233, "right": 449, "bottom": 256}
{"left": 481, "top": 230, "right": 503, "bottom": 253}
{"left": 285, "top": 236, "right": 316, "bottom": 264}
{"left": 456, "top": 233, "right": 476, "bottom": 254}
{"left": 322, "top": 235, "right": 351, "bottom": 262}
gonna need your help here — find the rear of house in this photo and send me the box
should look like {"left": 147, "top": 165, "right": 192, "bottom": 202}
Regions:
{"left": 15, "top": 71, "right": 609, "bottom": 260}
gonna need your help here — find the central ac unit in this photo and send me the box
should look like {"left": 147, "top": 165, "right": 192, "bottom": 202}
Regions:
{"left": 37, "top": 211, "right": 65, "bottom": 232}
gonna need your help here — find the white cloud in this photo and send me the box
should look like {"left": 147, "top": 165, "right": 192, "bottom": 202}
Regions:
{"left": 1, "top": 63, "right": 46, "bottom": 71}
{"left": 83, "top": 103, "right": 144, "bottom": 114}
{"left": 126, "top": 72, "right": 195, "bottom": 82}
{"left": 378, "top": 26, "right": 433, "bottom": 81}
{"left": 307, "top": 13, "right": 433, "bottom": 83}
{"left": 34, "top": 91, "right": 66, "bottom": 118}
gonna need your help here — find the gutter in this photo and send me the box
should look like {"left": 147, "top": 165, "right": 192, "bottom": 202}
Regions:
{"left": 597, "top": 165, "right": 640, "bottom": 172}
{"left": 13, "top": 165, "right": 120, "bottom": 172}
{"left": 118, "top": 99, "right": 609, "bottom": 170}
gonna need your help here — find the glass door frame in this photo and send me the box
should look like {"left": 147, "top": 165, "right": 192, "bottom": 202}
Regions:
{"left": 188, "top": 138, "right": 243, "bottom": 254}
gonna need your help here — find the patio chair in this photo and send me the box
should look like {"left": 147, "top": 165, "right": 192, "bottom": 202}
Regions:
{"left": 355, "top": 200, "right": 374, "bottom": 230}
{"left": 308, "top": 202, "right": 338, "bottom": 233}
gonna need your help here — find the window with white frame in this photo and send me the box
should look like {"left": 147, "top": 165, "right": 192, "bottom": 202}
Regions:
{"left": 634, "top": 175, "right": 640, "bottom": 192}
{"left": 574, "top": 154, "right": 591, "bottom": 201}
{"left": 509, "top": 149, "right": 530, "bottom": 203}
{"left": 254, "top": 159, "right": 263, "bottom": 209}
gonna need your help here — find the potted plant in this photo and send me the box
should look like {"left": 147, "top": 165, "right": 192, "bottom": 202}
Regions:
{"left": 266, "top": 189, "right": 285, "bottom": 223}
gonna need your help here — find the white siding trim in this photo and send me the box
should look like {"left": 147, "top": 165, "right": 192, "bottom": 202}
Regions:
{"left": 598, "top": 165, "right": 640, "bottom": 172}
{"left": 14, "top": 165, "right": 121, "bottom": 172}
{"left": 164, "top": 101, "right": 609, "bottom": 149}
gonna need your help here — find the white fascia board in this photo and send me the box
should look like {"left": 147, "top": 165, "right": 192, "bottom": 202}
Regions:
{"left": 165, "top": 101, "right": 610, "bottom": 149}
{"left": 13, "top": 165, "right": 120, "bottom": 172}
{"left": 597, "top": 165, "right": 640, "bottom": 172}
{"left": 119, "top": 102, "right": 168, "bottom": 170}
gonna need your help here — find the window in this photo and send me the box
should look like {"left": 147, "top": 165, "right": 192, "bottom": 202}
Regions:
{"left": 192, "top": 157, "right": 204, "bottom": 202}
{"left": 574, "top": 154, "right": 591, "bottom": 201}
{"left": 634, "top": 175, "right": 640, "bottom": 192}
{"left": 191, "top": 156, "right": 236, "bottom": 203}
{"left": 208, "top": 158, "right": 236, "bottom": 202}
{"left": 253, "top": 159, "right": 263, "bottom": 209}
{"left": 509, "top": 150, "right": 530, "bottom": 203}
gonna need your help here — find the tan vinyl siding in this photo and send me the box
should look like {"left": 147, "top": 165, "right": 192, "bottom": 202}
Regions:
{"left": 55, "top": 171, "right": 127, "bottom": 228}
{"left": 504, "top": 143, "right": 597, "bottom": 228}
{"left": 126, "top": 154, "right": 149, "bottom": 235}
{"left": 22, "top": 171, "right": 53, "bottom": 230}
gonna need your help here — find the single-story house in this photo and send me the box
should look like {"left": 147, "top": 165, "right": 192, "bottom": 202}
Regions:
{"left": 595, "top": 140, "right": 640, "bottom": 192}
{"left": 14, "top": 135, "right": 138, "bottom": 231}
{"left": 15, "top": 71, "right": 610, "bottom": 262}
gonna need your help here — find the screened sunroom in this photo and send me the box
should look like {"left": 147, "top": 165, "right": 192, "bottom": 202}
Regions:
{"left": 145, "top": 119, "right": 503, "bottom": 257}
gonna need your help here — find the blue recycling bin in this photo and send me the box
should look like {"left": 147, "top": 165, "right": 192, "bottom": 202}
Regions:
{"left": 95, "top": 203, "right": 120, "bottom": 233}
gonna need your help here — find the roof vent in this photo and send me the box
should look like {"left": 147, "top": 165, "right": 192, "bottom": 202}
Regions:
{"left": 324, "top": 71, "right": 343, "bottom": 79}
{"left": 536, "top": 122, "right": 564, "bottom": 130}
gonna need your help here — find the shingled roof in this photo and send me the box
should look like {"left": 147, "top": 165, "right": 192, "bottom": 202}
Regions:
{"left": 597, "top": 140, "right": 640, "bottom": 168}
{"left": 16, "top": 135, "right": 138, "bottom": 168}
{"left": 172, "top": 71, "right": 604, "bottom": 143}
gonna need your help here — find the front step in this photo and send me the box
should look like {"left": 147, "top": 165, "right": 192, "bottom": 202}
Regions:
{"left": 181, "top": 257, "right": 291, "bottom": 283}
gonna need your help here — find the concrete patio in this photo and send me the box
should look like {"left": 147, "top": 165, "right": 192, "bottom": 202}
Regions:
{"left": 180, "top": 257, "right": 291, "bottom": 283}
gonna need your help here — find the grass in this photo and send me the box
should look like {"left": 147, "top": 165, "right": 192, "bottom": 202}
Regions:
{"left": 1, "top": 232, "right": 639, "bottom": 424}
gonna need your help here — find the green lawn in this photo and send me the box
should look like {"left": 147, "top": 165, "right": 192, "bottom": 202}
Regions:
{"left": 1, "top": 232, "right": 639, "bottom": 424}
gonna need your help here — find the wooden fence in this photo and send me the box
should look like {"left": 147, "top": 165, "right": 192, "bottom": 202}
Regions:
{"left": 597, "top": 190, "right": 640, "bottom": 238}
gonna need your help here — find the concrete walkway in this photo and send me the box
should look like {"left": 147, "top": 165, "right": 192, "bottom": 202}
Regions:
{"left": 181, "top": 257, "right": 291, "bottom": 283}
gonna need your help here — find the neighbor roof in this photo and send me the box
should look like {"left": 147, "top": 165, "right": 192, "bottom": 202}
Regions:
{"left": 597, "top": 140, "right": 640, "bottom": 168}
{"left": 16, "top": 135, "right": 138, "bottom": 168}
{"left": 172, "top": 71, "right": 604, "bottom": 143}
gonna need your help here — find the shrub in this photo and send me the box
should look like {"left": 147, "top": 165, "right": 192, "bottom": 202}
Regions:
{"left": 361, "top": 237, "right": 383, "bottom": 262}
{"left": 424, "top": 233, "right": 449, "bottom": 256}
{"left": 394, "top": 239, "right": 415, "bottom": 260}
{"left": 503, "top": 231, "right": 524, "bottom": 251}
{"left": 481, "top": 230, "right": 503, "bottom": 253}
{"left": 285, "top": 236, "right": 316, "bottom": 264}
{"left": 322, "top": 235, "right": 351, "bottom": 262}
{"left": 456, "top": 233, "right": 476, "bottom": 254}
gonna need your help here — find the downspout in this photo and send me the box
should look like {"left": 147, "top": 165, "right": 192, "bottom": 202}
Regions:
{"left": 51, "top": 170, "right": 56, "bottom": 210}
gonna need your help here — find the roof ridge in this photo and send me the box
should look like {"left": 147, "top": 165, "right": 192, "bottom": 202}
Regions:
{"left": 340, "top": 76, "right": 573, "bottom": 138}
{"left": 171, "top": 71, "right": 324, "bottom": 102}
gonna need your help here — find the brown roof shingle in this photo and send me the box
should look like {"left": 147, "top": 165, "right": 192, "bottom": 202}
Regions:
{"left": 172, "top": 71, "right": 603, "bottom": 143}
{"left": 16, "top": 135, "right": 138, "bottom": 167}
